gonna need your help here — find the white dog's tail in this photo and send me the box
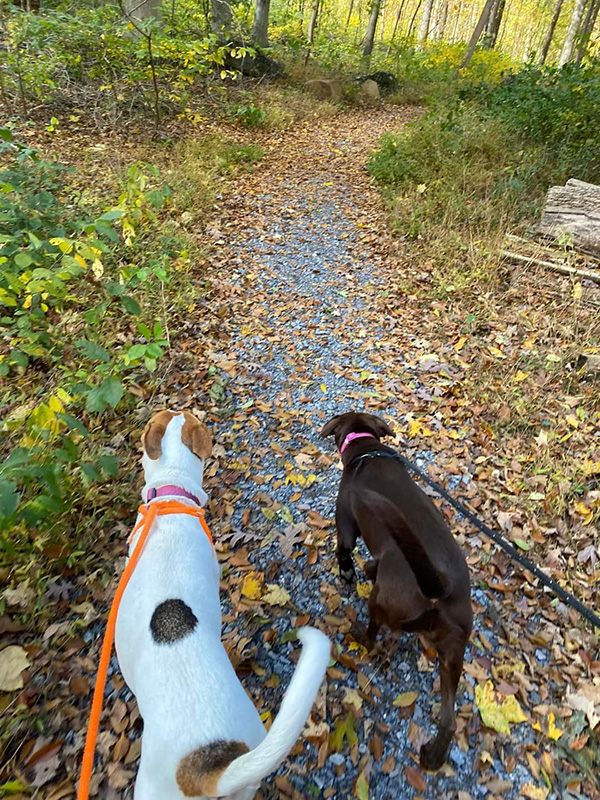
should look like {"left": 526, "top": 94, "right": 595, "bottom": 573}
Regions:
{"left": 176, "top": 627, "right": 330, "bottom": 798}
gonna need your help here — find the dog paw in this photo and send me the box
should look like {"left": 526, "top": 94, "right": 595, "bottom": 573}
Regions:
{"left": 339, "top": 567, "right": 356, "bottom": 586}
{"left": 419, "top": 740, "right": 446, "bottom": 772}
{"left": 350, "top": 621, "right": 374, "bottom": 651}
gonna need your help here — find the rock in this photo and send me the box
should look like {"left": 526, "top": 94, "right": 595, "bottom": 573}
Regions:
{"left": 359, "top": 79, "right": 380, "bottom": 100}
{"left": 354, "top": 70, "right": 398, "bottom": 95}
{"left": 305, "top": 79, "right": 343, "bottom": 103}
{"left": 223, "top": 45, "right": 282, "bottom": 78}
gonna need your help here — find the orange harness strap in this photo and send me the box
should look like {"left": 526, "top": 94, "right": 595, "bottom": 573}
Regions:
{"left": 77, "top": 500, "right": 212, "bottom": 800}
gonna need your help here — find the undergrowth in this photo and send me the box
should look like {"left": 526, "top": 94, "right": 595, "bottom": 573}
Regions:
{"left": 0, "top": 131, "right": 263, "bottom": 592}
{"left": 368, "top": 58, "right": 600, "bottom": 523}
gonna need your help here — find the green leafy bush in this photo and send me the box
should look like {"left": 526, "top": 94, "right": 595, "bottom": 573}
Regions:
{"left": 0, "top": 127, "right": 174, "bottom": 542}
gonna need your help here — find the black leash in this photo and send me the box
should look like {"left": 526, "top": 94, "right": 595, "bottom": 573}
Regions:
{"left": 349, "top": 450, "right": 600, "bottom": 632}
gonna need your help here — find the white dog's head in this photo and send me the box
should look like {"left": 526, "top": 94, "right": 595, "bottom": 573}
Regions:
{"left": 141, "top": 410, "right": 212, "bottom": 505}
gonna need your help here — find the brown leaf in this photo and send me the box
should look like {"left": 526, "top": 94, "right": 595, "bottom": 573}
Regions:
{"left": 112, "top": 731, "right": 130, "bottom": 761}
{"left": 369, "top": 732, "right": 383, "bottom": 761}
{"left": 381, "top": 755, "right": 395, "bottom": 775}
{"left": 405, "top": 765, "right": 427, "bottom": 792}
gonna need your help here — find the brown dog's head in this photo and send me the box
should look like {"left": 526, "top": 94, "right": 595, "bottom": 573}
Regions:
{"left": 142, "top": 409, "right": 212, "bottom": 461}
{"left": 319, "top": 411, "right": 394, "bottom": 450}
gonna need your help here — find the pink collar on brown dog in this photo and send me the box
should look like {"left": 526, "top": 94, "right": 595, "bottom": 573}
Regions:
{"left": 339, "top": 431, "right": 377, "bottom": 454}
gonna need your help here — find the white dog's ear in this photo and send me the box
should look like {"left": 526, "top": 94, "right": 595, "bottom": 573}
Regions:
{"left": 182, "top": 412, "right": 212, "bottom": 460}
{"left": 142, "top": 410, "right": 174, "bottom": 459}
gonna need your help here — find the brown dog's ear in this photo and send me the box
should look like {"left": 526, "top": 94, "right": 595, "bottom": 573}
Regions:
{"left": 182, "top": 412, "right": 212, "bottom": 460}
{"left": 319, "top": 415, "right": 343, "bottom": 438}
{"left": 366, "top": 414, "right": 394, "bottom": 439}
{"left": 142, "top": 410, "right": 174, "bottom": 459}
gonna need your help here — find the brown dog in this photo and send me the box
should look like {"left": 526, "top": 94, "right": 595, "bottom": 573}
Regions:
{"left": 320, "top": 411, "right": 472, "bottom": 770}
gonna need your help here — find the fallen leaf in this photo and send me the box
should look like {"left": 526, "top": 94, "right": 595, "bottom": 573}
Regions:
{"left": 393, "top": 691, "right": 419, "bottom": 708}
{"left": 0, "top": 645, "right": 30, "bottom": 691}
{"left": 475, "top": 680, "right": 526, "bottom": 734}
{"left": 241, "top": 572, "right": 264, "bottom": 600}
{"left": 262, "top": 584, "right": 291, "bottom": 606}
{"left": 520, "top": 784, "right": 548, "bottom": 800}
{"left": 405, "top": 765, "right": 427, "bottom": 792}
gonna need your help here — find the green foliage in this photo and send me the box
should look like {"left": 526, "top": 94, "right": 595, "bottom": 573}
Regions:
{"left": 0, "top": 126, "right": 175, "bottom": 540}
{"left": 369, "top": 59, "right": 600, "bottom": 249}
{"left": 0, "top": 4, "right": 246, "bottom": 120}
{"left": 227, "top": 102, "right": 268, "bottom": 127}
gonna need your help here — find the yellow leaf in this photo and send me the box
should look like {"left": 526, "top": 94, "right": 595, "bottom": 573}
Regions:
{"left": 241, "top": 572, "right": 263, "bottom": 600}
{"left": 320, "top": 383, "right": 326, "bottom": 392}
{"left": 533, "top": 712, "right": 563, "bottom": 741}
{"left": 74, "top": 253, "right": 87, "bottom": 268}
{"left": 514, "top": 371, "right": 529, "bottom": 382}
{"left": 573, "top": 282, "right": 582, "bottom": 300}
{"left": 356, "top": 582, "right": 372, "bottom": 598}
{"left": 22, "top": 295, "right": 32, "bottom": 309}
{"left": 488, "top": 346, "right": 505, "bottom": 358}
{"left": 454, "top": 336, "right": 467, "bottom": 352}
{"left": 393, "top": 691, "right": 419, "bottom": 707}
{"left": 92, "top": 259, "right": 104, "bottom": 278}
{"left": 565, "top": 415, "right": 579, "bottom": 428}
{"left": 521, "top": 783, "right": 548, "bottom": 799}
{"left": 262, "top": 584, "right": 291, "bottom": 606}
{"left": 475, "top": 681, "right": 527, "bottom": 734}
{"left": 355, "top": 770, "right": 369, "bottom": 800}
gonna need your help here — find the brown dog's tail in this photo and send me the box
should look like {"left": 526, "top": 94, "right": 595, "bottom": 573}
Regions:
{"left": 356, "top": 490, "right": 448, "bottom": 599}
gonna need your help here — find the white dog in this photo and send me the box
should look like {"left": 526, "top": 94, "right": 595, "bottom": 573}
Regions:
{"left": 115, "top": 410, "right": 331, "bottom": 799}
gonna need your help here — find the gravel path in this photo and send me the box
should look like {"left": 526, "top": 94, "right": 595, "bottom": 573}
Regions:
{"left": 195, "top": 108, "right": 543, "bottom": 800}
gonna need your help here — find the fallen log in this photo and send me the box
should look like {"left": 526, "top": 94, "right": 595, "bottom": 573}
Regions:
{"left": 539, "top": 178, "right": 600, "bottom": 258}
{"left": 500, "top": 249, "right": 600, "bottom": 286}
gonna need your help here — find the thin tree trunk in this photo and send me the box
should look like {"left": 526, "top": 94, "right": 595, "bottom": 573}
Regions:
{"left": 345, "top": 0, "right": 354, "bottom": 29}
{"left": 387, "top": 0, "right": 408, "bottom": 51}
{"left": 380, "top": 0, "right": 386, "bottom": 38}
{"left": 559, "top": 0, "right": 587, "bottom": 63}
{"left": 539, "top": 0, "right": 564, "bottom": 62}
{"left": 485, "top": 0, "right": 505, "bottom": 46}
{"left": 125, "top": 0, "right": 162, "bottom": 23}
{"left": 407, "top": 0, "right": 423, "bottom": 38}
{"left": 307, "top": 0, "right": 320, "bottom": 43}
{"left": 576, "top": 0, "right": 600, "bottom": 61}
{"left": 210, "top": 0, "right": 232, "bottom": 39}
{"left": 450, "top": 0, "right": 462, "bottom": 40}
{"left": 252, "top": 0, "right": 271, "bottom": 45}
{"left": 459, "top": 0, "right": 496, "bottom": 66}
{"left": 435, "top": 0, "right": 449, "bottom": 38}
{"left": 417, "top": 0, "right": 434, "bottom": 46}
{"left": 363, "top": 0, "right": 382, "bottom": 57}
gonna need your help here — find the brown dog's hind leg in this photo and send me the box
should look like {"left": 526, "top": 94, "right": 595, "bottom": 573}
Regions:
{"left": 350, "top": 584, "right": 381, "bottom": 651}
{"left": 335, "top": 505, "right": 359, "bottom": 586}
{"left": 419, "top": 633, "right": 466, "bottom": 771}
{"left": 364, "top": 559, "right": 378, "bottom": 582}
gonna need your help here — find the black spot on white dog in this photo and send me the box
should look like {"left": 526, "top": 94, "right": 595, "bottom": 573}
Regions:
{"left": 150, "top": 599, "right": 198, "bottom": 644}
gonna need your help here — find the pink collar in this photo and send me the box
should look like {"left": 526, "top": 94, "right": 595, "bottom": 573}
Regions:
{"left": 340, "top": 432, "right": 377, "bottom": 454}
{"left": 147, "top": 485, "right": 200, "bottom": 505}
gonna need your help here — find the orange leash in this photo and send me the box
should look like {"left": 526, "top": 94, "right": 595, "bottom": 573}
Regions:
{"left": 77, "top": 500, "right": 212, "bottom": 800}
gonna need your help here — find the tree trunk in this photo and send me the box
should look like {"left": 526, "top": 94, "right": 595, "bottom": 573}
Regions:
{"left": 576, "top": 0, "right": 600, "bottom": 62}
{"left": 435, "top": 0, "right": 449, "bottom": 38}
{"left": 307, "top": 0, "right": 320, "bottom": 43}
{"left": 345, "top": 0, "right": 355, "bottom": 29}
{"left": 252, "top": 0, "right": 271, "bottom": 45}
{"left": 539, "top": 0, "right": 564, "bottom": 62}
{"left": 559, "top": 0, "right": 587, "bottom": 64}
{"left": 407, "top": 0, "right": 424, "bottom": 38}
{"left": 363, "top": 0, "right": 382, "bottom": 57}
{"left": 380, "top": 0, "right": 386, "bottom": 39}
{"left": 484, "top": 0, "right": 505, "bottom": 46}
{"left": 417, "top": 0, "right": 435, "bottom": 46}
{"left": 450, "top": 0, "right": 462, "bottom": 41}
{"left": 211, "top": 0, "right": 232, "bottom": 38}
{"left": 387, "top": 0, "right": 408, "bottom": 50}
{"left": 459, "top": 0, "right": 496, "bottom": 66}
{"left": 124, "top": 0, "right": 162, "bottom": 24}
